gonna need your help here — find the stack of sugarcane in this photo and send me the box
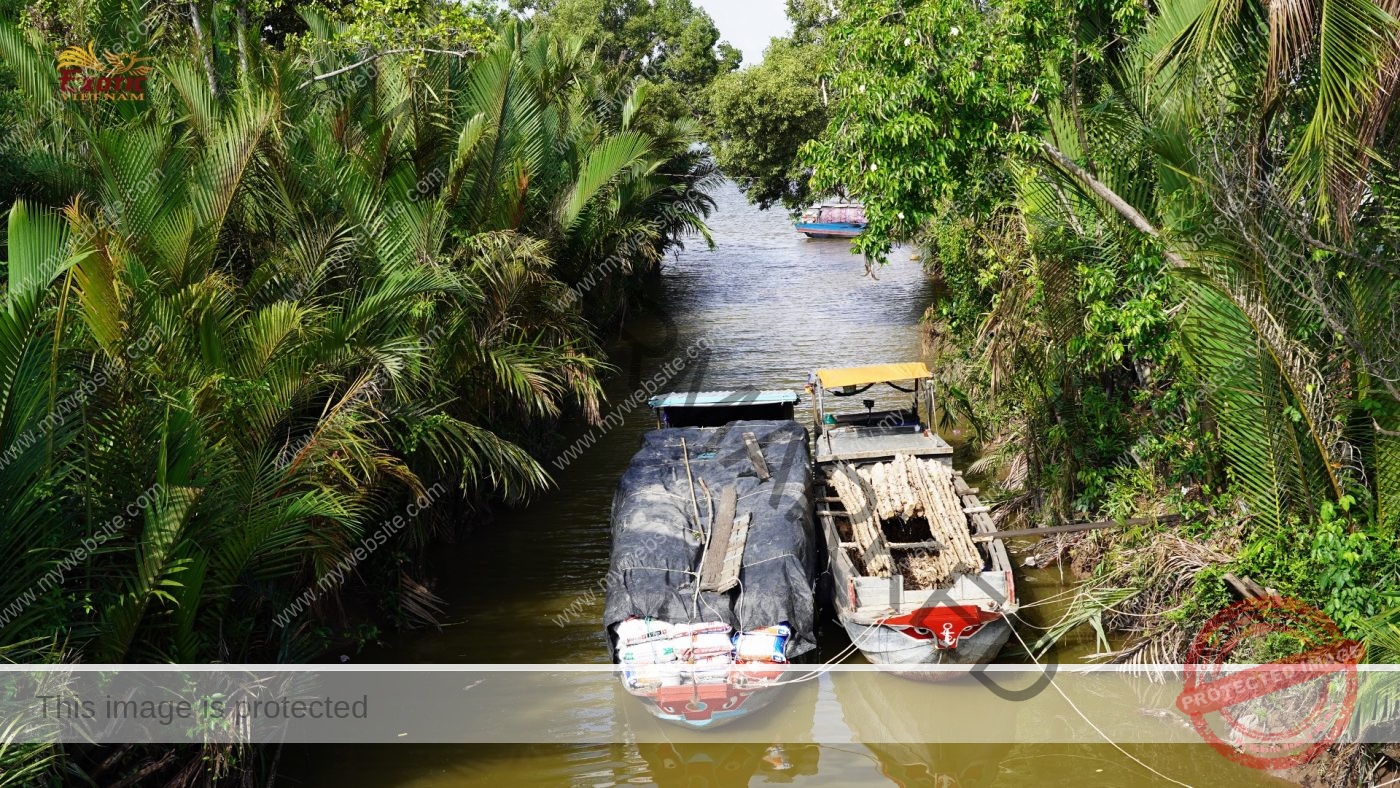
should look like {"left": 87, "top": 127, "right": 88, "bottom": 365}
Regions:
{"left": 837, "top": 454, "right": 980, "bottom": 586}
{"left": 829, "top": 462, "right": 893, "bottom": 576}
{"left": 857, "top": 457, "right": 918, "bottom": 520}
{"left": 904, "top": 455, "right": 982, "bottom": 584}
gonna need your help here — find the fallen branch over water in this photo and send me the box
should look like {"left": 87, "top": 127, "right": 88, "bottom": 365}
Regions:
{"left": 972, "top": 514, "right": 1183, "bottom": 542}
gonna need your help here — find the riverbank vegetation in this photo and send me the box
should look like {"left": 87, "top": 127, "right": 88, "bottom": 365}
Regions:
{"left": 713, "top": 0, "right": 1400, "bottom": 767}
{"left": 0, "top": 0, "right": 730, "bottom": 781}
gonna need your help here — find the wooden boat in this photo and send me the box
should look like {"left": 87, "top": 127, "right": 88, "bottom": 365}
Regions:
{"left": 795, "top": 204, "right": 866, "bottom": 239}
{"left": 808, "top": 363, "right": 1017, "bottom": 676}
{"left": 604, "top": 390, "right": 818, "bottom": 727}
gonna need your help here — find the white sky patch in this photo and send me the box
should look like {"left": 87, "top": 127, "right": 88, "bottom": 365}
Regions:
{"left": 695, "top": 0, "right": 792, "bottom": 64}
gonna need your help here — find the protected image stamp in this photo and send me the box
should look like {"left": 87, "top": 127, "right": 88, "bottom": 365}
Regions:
{"left": 1176, "top": 596, "right": 1364, "bottom": 770}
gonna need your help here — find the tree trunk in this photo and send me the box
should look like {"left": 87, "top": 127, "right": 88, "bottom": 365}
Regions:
{"left": 1066, "top": 19, "right": 1096, "bottom": 177}
{"left": 1038, "top": 141, "right": 1185, "bottom": 268}
{"left": 236, "top": 1, "right": 250, "bottom": 78}
{"left": 189, "top": 0, "right": 219, "bottom": 97}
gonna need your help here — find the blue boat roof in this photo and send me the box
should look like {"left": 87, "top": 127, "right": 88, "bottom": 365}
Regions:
{"left": 648, "top": 390, "right": 800, "bottom": 409}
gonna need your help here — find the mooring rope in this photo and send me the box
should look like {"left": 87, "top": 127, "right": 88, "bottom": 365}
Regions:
{"left": 1005, "top": 612, "right": 1194, "bottom": 787}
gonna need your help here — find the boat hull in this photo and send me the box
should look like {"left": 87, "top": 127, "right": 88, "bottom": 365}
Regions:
{"left": 604, "top": 419, "right": 817, "bottom": 731}
{"left": 842, "top": 617, "right": 1012, "bottom": 681}
{"left": 624, "top": 675, "right": 790, "bottom": 729}
{"left": 795, "top": 222, "right": 864, "bottom": 239}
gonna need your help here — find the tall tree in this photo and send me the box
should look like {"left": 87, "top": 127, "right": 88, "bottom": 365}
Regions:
{"left": 706, "top": 37, "right": 827, "bottom": 209}
{"left": 514, "top": 0, "right": 740, "bottom": 110}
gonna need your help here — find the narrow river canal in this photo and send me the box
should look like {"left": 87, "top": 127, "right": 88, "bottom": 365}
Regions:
{"left": 292, "top": 184, "right": 1288, "bottom": 787}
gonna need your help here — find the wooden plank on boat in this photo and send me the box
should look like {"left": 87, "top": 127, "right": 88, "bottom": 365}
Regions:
{"left": 698, "top": 486, "right": 738, "bottom": 591}
{"left": 706, "top": 512, "right": 751, "bottom": 594}
{"left": 968, "top": 514, "right": 1182, "bottom": 541}
{"left": 742, "top": 432, "right": 770, "bottom": 481}
{"left": 910, "top": 457, "right": 980, "bottom": 575}
{"left": 889, "top": 574, "right": 903, "bottom": 608}
{"left": 823, "top": 510, "right": 861, "bottom": 613}
{"left": 967, "top": 505, "right": 1013, "bottom": 575}
{"left": 855, "top": 571, "right": 1013, "bottom": 614}
{"left": 949, "top": 475, "right": 982, "bottom": 497}
{"left": 718, "top": 513, "right": 751, "bottom": 592}
{"left": 896, "top": 571, "right": 1012, "bottom": 611}
{"left": 819, "top": 444, "right": 955, "bottom": 463}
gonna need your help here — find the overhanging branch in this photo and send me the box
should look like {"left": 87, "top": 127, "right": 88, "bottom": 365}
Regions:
{"left": 1038, "top": 141, "right": 1186, "bottom": 268}
{"left": 298, "top": 47, "right": 477, "bottom": 89}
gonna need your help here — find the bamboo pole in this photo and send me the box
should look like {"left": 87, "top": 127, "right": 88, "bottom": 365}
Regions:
{"left": 913, "top": 457, "right": 980, "bottom": 574}
{"left": 830, "top": 463, "right": 892, "bottom": 576}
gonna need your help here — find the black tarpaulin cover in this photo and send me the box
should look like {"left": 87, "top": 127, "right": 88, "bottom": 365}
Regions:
{"left": 603, "top": 420, "right": 816, "bottom": 661}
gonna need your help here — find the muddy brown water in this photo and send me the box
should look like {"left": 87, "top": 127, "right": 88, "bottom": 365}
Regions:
{"left": 292, "top": 183, "right": 1288, "bottom": 786}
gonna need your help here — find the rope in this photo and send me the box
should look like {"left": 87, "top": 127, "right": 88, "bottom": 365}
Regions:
{"left": 756, "top": 616, "right": 895, "bottom": 688}
{"left": 1005, "top": 612, "right": 1194, "bottom": 787}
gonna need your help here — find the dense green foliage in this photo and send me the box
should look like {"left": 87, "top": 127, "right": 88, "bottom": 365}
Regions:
{"left": 705, "top": 38, "right": 827, "bottom": 210}
{"left": 805, "top": 0, "right": 1074, "bottom": 254}
{"left": 701, "top": 0, "right": 834, "bottom": 210}
{"left": 307, "top": 0, "right": 498, "bottom": 53}
{"left": 801, "top": 0, "right": 1400, "bottom": 671}
{"left": 0, "top": 0, "right": 713, "bottom": 656}
{"left": 511, "top": 0, "right": 739, "bottom": 113}
{"left": 0, "top": 0, "right": 714, "bottom": 779}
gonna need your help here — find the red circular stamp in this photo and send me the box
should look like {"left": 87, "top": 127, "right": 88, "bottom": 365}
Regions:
{"left": 1175, "top": 596, "right": 1364, "bottom": 769}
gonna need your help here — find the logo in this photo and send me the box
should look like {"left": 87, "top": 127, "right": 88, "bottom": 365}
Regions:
{"left": 1176, "top": 596, "right": 1363, "bottom": 770}
{"left": 57, "top": 41, "right": 150, "bottom": 102}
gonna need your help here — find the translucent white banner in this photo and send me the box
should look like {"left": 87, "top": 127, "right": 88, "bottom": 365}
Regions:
{"left": 0, "top": 664, "right": 1395, "bottom": 746}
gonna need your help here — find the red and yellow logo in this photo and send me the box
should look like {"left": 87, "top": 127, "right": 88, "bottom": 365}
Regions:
{"left": 57, "top": 41, "right": 150, "bottom": 101}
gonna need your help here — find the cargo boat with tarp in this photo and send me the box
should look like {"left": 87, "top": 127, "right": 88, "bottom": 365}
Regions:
{"left": 604, "top": 390, "right": 817, "bottom": 727}
{"left": 808, "top": 363, "right": 1017, "bottom": 675}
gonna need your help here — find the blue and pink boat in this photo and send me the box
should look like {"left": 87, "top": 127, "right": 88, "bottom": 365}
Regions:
{"left": 795, "top": 203, "right": 866, "bottom": 239}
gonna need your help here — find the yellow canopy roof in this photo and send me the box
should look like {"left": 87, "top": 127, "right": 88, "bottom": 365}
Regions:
{"left": 816, "top": 362, "right": 932, "bottom": 389}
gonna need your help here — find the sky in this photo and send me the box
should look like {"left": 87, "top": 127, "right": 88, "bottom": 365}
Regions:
{"left": 695, "top": 0, "right": 792, "bottom": 65}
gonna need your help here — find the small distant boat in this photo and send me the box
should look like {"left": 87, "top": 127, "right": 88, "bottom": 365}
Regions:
{"left": 808, "top": 363, "right": 1017, "bottom": 677}
{"left": 795, "top": 204, "right": 866, "bottom": 239}
{"left": 604, "top": 390, "right": 817, "bottom": 728}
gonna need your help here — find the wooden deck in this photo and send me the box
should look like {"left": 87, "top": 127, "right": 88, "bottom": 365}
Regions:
{"left": 815, "top": 426, "right": 955, "bottom": 464}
